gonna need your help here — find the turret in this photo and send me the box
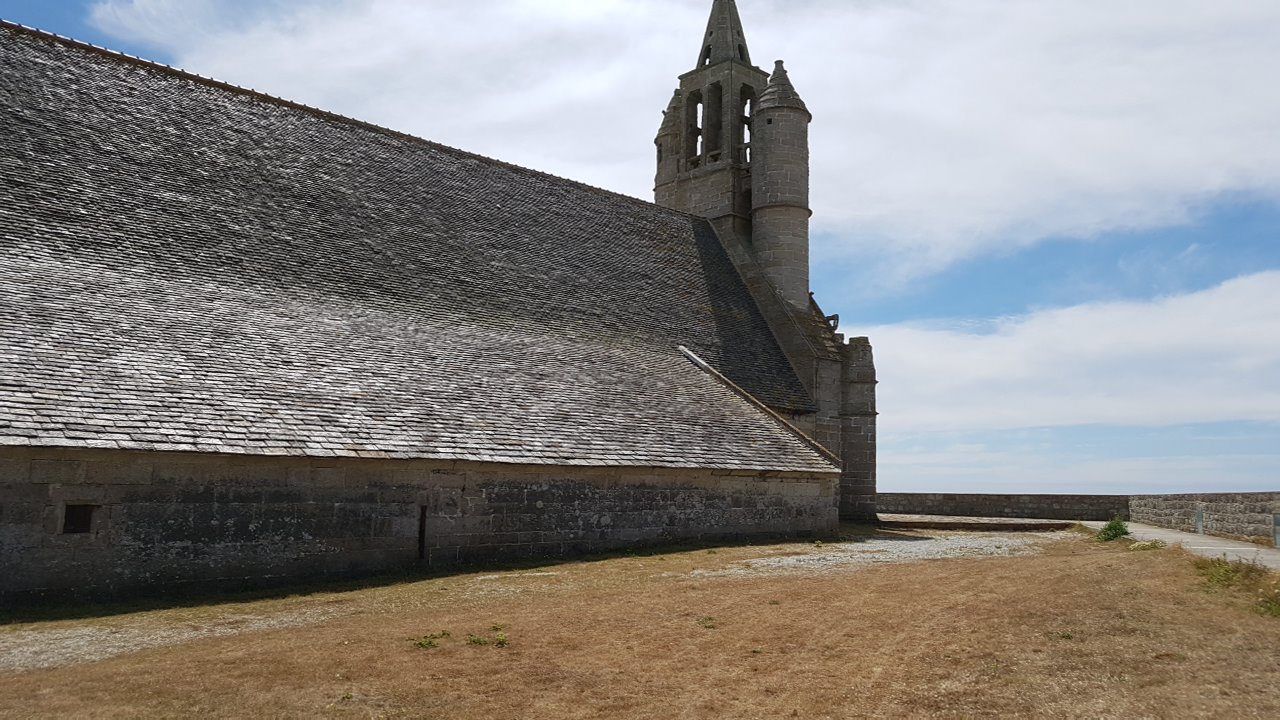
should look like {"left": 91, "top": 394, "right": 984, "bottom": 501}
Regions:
{"left": 750, "top": 60, "right": 812, "bottom": 308}
{"left": 655, "top": 90, "right": 683, "bottom": 191}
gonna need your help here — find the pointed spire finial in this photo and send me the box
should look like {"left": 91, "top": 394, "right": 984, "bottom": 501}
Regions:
{"left": 695, "top": 0, "right": 751, "bottom": 69}
{"left": 757, "top": 59, "right": 810, "bottom": 116}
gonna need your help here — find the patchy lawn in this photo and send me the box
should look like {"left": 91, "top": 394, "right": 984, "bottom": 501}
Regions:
{"left": 2, "top": 528, "right": 1279, "bottom": 719}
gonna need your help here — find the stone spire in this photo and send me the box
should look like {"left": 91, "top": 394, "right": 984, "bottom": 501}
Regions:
{"left": 696, "top": 0, "right": 752, "bottom": 68}
{"left": 757, "top": 60, "right": 809, "bottom": 116}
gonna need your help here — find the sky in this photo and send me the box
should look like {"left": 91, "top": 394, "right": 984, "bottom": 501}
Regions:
{"left": 2, "top": 0, "right": 1278, "bottom": 494}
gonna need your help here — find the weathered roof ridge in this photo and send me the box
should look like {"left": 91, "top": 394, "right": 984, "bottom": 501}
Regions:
{"left": 679, "top": 346, "right": 840, "bottom": 468}
{"left": 0, "top": 19, "right": 683, "bottom": 222}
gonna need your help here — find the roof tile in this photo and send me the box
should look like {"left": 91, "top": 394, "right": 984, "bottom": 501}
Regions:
{"left": 0, "top": 23, "right": 834, "bottom": 474}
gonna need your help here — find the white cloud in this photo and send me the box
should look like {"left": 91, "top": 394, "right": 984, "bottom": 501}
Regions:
{"left": 867, "top": 270, "right": 1280, "bottom": 433}
{"left": 89, "top": 0, "right": 285, "bottom": 51}
{"left": 88, "top": 0, "right": 1280, "bottom": 288}
{"left": 87, "top": 0, "right": 1280, "bottom": 435}
{"left": 83, "top": 1, "right": 1280, "bottom": 493}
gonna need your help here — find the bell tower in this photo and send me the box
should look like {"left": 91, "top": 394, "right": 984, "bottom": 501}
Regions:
{"left": 654, "top": 1, "right": 876, "bottom": 522}
{"left": 654, "top": 0, "right": 768, "bottom": 234}
{"left": 656, "top": 0, "right": 813, "bottom": 308}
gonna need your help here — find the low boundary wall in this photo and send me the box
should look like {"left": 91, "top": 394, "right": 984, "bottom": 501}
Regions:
{"left": 877, "top": 493, "right": 1129, "bottom": 522}
{"left": 878, "top": 492, "right": 1279, "bottom": 547}
{"left": 1130, "top": 493, "right": 1279, "bottom": 547}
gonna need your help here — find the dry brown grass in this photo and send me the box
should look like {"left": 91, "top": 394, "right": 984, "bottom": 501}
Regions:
{"left": 3, "top": 530, "right": 1280, "bottom": 719}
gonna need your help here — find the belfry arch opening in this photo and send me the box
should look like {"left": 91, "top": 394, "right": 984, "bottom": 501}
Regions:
{"left": 685, "top": 89, "right": 704, "bottom": 163}
{"left": 739, "top": 85, "right": 756, "bottom": 164}
{"left": 704, "top": 82, "right": 723, "bottom": 159}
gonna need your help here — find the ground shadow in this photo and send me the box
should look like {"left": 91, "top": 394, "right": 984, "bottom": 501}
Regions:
{"left": 3, "top": 528, "right": 895, "bottom": 624}
{"left": 836, "top": 525, "right": 937, "bottom": 544}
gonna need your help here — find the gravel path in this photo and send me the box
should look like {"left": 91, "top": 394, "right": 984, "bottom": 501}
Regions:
{"left": 0, "top": 607, "right": 342, "bottom": 673}
{"left": 692, "top": 531, "right": 1066, "bottom": 578}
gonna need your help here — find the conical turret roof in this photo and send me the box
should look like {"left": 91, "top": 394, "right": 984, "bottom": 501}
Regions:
{"left": 657, "top": 90, "right": 683, "bottom": 137}
{"left": 695, "top": 0, "right": 751, "bottom": 68}
{"left": 756, "top": 60, "right": 810, "bottom": 116}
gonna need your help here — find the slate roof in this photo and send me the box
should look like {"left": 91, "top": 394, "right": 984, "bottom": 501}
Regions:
{"left": 0, "top": 22, "right": 834, "bottom": 474}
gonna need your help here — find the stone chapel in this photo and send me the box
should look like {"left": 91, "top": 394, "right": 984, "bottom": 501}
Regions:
{"left": 0, "top": 0, "right": 875, "bottom": 604}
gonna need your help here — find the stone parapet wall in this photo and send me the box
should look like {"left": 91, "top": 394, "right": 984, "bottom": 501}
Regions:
{"left": 0, "top": 447, "right": 839, "bottom": 605}
{"left": 1129, "top": 493, "right": 1279, "bottom": 547}
{"left": 877, "top": 493, "right": 1129, "bottom": 521}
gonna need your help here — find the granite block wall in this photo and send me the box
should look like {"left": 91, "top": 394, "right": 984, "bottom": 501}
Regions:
{"left": 876, "top": 493, "right": 1130, "bottom": 522}
{"left": 0, "top": 446, "right": 839, "bottom": 605}
{"left": 1129, "top": 493, "right": 1279, "bottom": 547}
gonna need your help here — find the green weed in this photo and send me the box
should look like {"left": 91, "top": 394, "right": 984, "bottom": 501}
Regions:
{"left": 1259, "top": 577, "right": 1280, "bottom": 617}
{"left": 412, "top": 631, "right": 451, "bottom": 649}
{"left": 1195, "top": 556, "right": 1280, "bottom": 617}
{"left": 1095, "top": 517, "right": 1130, "bottom": 542}
{"left": 1196, "top": 556, "right": 1268, "bottom": 589}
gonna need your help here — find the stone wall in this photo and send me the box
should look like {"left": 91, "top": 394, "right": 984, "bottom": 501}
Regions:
{"left": 0, "top": 446, "right": 839, "bottom": 605}
{"left": 1129, "top": 493, "right": 1279, "bottom": 547}
{"left": 876, "top": 493, "right": 1129, "bottom": 521}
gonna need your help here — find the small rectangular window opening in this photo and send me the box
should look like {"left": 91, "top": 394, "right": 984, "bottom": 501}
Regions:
{"left": 63, "top": 504, "right": 97, "bottom": 534}
{"left": 418, "top": 506, "right": 429, "bottom": 561}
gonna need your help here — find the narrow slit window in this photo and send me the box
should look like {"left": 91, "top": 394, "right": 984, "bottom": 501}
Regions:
{"left": 418, "top": 506, "right": 428, "bottom": 561}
